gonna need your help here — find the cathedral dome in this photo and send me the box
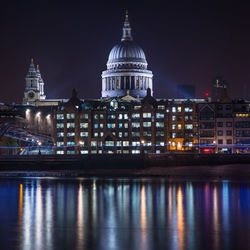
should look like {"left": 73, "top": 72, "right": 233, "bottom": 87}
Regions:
{"left": 101, "top": 11, "right": 153, "bottom": 99}
{"left": 107, "top": 40, "right": 147, "bottom": 64}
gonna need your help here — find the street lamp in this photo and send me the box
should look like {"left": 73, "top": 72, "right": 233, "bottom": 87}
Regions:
{"left": 38, "top": 141, "right": 42, "bottom": 155}
{"left": 141, "top": 139, "right": 145, "bottom": 154}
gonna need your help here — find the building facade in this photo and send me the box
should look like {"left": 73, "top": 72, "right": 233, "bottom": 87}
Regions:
{"left": 17, "top": 12, "right": 250, "bottom": 155}
{"left": 54, "top": 89, "right": 201, "bottom": 154}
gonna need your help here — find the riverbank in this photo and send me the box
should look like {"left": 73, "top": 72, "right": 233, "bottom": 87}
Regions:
{"left": 0, "top": 154, "right": 250, "bottom": 180}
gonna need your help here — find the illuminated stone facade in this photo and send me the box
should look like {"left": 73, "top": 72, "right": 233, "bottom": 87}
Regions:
{"left": 101, "top": 11, "right": 153, "bottom": 98}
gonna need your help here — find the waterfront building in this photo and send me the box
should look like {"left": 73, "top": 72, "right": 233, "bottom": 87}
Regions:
{"left": 197, "top": 90, "right": 250, "bottom": 153}
{"left": 3, "top": 12, "right": 250, "bottom": 155}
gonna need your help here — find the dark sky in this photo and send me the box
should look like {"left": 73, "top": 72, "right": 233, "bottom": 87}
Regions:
{"left": 1, "top": 0, "right": 250, "bottom": 103}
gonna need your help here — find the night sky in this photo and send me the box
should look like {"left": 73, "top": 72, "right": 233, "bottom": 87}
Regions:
{"left": 1, "top": 1, "right": 250, "bottom": 103}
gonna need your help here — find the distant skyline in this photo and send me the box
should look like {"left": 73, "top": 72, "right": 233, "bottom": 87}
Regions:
{"left": 1, "top": 1, "right": 250, "bottom": 103}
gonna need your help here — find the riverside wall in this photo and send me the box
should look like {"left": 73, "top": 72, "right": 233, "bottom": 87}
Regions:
{"left": 0, "top": 153, "right": 249, "bottom": 171}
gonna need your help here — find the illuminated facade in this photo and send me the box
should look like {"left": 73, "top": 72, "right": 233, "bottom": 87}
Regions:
{"left": 101, "top": 11, "right": 153, "bottom": 98}
{"left": 16, "top": 12, "right": 250, "bottom": 155}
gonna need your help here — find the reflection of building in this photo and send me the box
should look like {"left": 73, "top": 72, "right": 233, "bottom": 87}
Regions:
{"left": 177, "top": 85, "right": 195, "bottom": 99}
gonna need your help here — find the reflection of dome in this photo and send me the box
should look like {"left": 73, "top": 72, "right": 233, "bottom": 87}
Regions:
{"left": 108, "top": 41, "right": 147, "bottom": 65}
{"left": 101, "top": 11, "right": 153, "bottom": 99}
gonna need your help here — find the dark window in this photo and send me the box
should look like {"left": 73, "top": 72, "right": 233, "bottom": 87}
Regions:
{"left": 227, "top": 139, "right": 232, "bottom": 144}
{"left": 226, "top": 130, "right": 232, "bottom": 136}
{"left": 226, "top": 105, "right": 231, "bottom": 110}
{"left": 217, "top": 130, "right": 223, "bottom": 136}
{"left": 218, "top": 139, "right": 223, "bottom": 144}
{"left": 226, "top": 122, "right": 232, "bottom": 127}
{"left": 217, "top": 105, "right": 223, "bottom": 110}
{"left": 200, "top": 107, "right": 214, "bottom": 120}
{"left": 217, "top": 122, "right": 223, "bottom": 127}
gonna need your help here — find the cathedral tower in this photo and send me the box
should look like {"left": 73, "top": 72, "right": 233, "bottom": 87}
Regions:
{"left": 23, "top": 59, "right": 46, "bottom": 103}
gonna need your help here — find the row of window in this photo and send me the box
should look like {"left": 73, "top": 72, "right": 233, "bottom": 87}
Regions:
{"left": 57, "top": 111, "right": 194, "bottom": 121}
{"left": 58, "top": 130, "right": 166, "bottom": 139}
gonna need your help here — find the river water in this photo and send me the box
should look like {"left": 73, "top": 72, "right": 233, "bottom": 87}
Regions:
{"left": 0, "top": 178, "right": 249, "bottom": 250}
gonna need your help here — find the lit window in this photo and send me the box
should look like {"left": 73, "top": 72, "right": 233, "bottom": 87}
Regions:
{"left": 132, "top": 132, "right": 140, "bottom": 137}
{"left": 67, "top": 141, "right": 75, "bottom": 146}
{"left": 145, "top": 141, "right": 152, "bottom": 146}
{"left": 56, "top": 114, "right": 64, "bottom": 120}
{"left": 185, "top": 124, "right": 193, "bottom": 129}
{"left": 132, "top": 113, "right": 140, "bottom": 119}
{"left": 107, "top": 123, "right": 116, "bottom": 128}
{"left": 67, "top": 132, "right": 75, "bottom": 137}
{"left": 132, "top": 122, "right": 140, "bottom": 128}
{"left": 124, "top": 132, "right": 128, "bottom": 137}
{"left": 132, "top": 141, "right": 140, "bottom": 146}
{"left": 100, "top": 132, "right": 104, "bottom": 137}
{"left": 100, "top": 123, "right": 104, "bottom": 128}
{"left": 100, "top": 114, "right": 104, "bottom": 119}
{"left": 91, "top": 141, "right": 97, "bottom": 147}
{"left": 143, "top": 113, "right": 151, "bottom": 118}
{"left": 56, "top": 123, "right": 64, "bottom": 128}
{"left": 117, "top": 141, "right": 122, "bottom": 146}
{"left": 94, "top": 132, "right": 98, "bottom": 137}
{"left": 157, "top": 141, "right": 165, "bottom": 146}
{"left": 124, "top": 114, "right": 128, "bottom": 119}
{"left": 94, "top": 124, "right": 98, "bottom": 129}
{"left": 67, "top": 150, "right": 75, "bottom": 155}
{"left": 132, "top": 150, "right": 140, "bottom": 154}
{"left": 57, "top": 142, "right": 64, "bottom": 146}
{"left": 156, "top": 113, "right": 164, "bottom": 119}
{"left": 172, "top": 116, "right": 176, "bottom": 121}
{"left": 156, "top": 131, "right": 164, "bottom": 136}
{"left": 177, "top": 107, "right": 182, "bottom": 112}
{"left": 178, "top": 124, "right": 182, "bottom": 129}
{"left": 118, "top": 123, "right": 123, "bottom": 128}
{"left": 108, "top": 114, "right": 116, "bottom": 119}
{"left": 118, "top": 114, "right": 123, "bottom": 120}
{"left": 134, "top": 106, "right": 141, "bottom": 110}
{"left": 156, "top": 122, "right": 164, "bottom": 128}
{"left": 118, "top": 132, "right": 123, "bottom": 137}
{"left": 157, "top": 105, "right": 165, "bottom": 110}
{"left": 67, "top": 113, "right": 75, "bottom": 119}
{"left": 124, "top": 123, "right": 128, "bottom": 128}
{"left": 80, "top": 132, "right": 88, "bottom": 137}
{"left": 57, "top": 132, "right": 64, "bottom": 137}
{"left": 67, "top": 123, "right": 75, "bottom": 128}
{"left": 81, "top": 114, "right": 88, "bottom": 119}
{"left": 56, "top": 150, "right": 64, "bottom": 154}
{"left": 172, "top": 124, "right": 176, "bottom": 130}
{"left": 172, "top": 132, "right": 176, "bottom": 138}
{"left": 172, "top": 107, "right": 176, "bottom": 113}
{"left": 80, "top": 123, "right": 88, "bottom": 128}
{"left": 143, "top": 131, "right": 151, "bottom": 136}
{"left": 185, "top": 107, "right": 193, "bottom": 112}
{"left": 143, "top": 122, "right": 151, "bottom": 127}
{"left": 80, "top": 150, "right": 88, "bottom": 154}
{"left": 94, "top": 114, "right": 98, "bottom": 119}
{"left": 123, "top": 141, "right": 129, "bottom": 146}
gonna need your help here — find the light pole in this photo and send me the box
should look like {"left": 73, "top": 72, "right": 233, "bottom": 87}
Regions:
{"left": 38, "top": 141, "right": 42, "bottom": 155}
{"left": 141, "top": 139, "right": 145, "bottom": 154}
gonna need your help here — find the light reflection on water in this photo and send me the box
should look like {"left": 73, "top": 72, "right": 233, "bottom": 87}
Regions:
{"left": 0, "top": 178, "right": 249, "bottom": 250}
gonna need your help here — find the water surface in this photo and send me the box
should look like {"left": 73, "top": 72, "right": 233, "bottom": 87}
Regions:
{"left": 0, "top": 178, "right": 249, "bottom": 250}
